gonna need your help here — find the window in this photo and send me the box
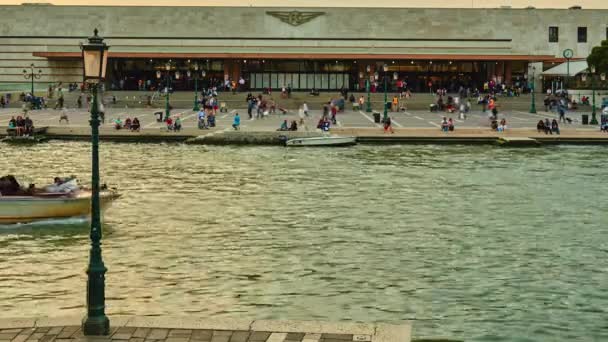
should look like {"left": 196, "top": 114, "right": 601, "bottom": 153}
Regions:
{"left": 549, "top": 26, "right": 559, "bottom": 42}
{"left": 578, "top": 27, "right": 587, "bottom": 43}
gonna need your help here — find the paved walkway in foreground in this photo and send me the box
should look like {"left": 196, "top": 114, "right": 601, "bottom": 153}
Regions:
{"left": 0, "top": 317, "right": 411, "bottom": 342}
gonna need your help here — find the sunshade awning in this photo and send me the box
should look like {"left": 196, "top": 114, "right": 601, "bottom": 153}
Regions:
{"left": 541, "top": 60, "right": 588, "bottom": 76}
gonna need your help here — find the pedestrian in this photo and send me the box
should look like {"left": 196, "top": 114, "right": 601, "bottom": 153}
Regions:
{"left": 59, "top": 109, "right": 69, "bottom": 124}
{"left": 303, "top": 102, "right": 309, "bottom": 116}
{"left": 77, "top": 95, "right": 82, "bottom": 109}
{"left": 330, "top": 105, "right": 337, "bottom": 124}
{"left": 232, "top": 112, "right": 240, "bottom": 130}
{"left": 247, "top": 98, "right": 254, "bottom": 119}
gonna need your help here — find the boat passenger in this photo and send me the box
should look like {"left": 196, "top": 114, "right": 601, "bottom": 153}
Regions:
{"left": 448, "top": 118, "right": 455, "bottom": 131}
{"left": 8, "top": 116, "right": 16, "bottom": 129}
{"left": 24, "top": 116, "right": 34, "bottom": 135}
{"left": 0, "top": 175, "right": 22, "bottom": 196}
{"left": 124, "top": 118, "right": 132, "bottom": 130}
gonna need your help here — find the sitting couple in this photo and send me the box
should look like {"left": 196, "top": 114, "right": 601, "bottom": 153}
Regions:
{"left": 277, "top": 119, "right": 298, "bottom": 131}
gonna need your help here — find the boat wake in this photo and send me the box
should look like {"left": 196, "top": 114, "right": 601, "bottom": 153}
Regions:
{"left": 0, "top": 216, "right": 89, "bottom": 233}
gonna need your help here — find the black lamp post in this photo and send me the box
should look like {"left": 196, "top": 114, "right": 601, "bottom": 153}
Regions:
{"left": 382, "top": 63, "right": 389, "bottom": 122}
{"left": 157, "top": 62, "right": 179, "bottom": 121}
{"left": 586, "top": 65, "right": 605, "bottom": 125}
{"left": 365, "top": 65, "right": 372, "bottom": 113}
{"left": 188, "top": 63, "right": 204, "bottom": 111}
{"left": 80, "top": 28, "right": 110, "bottom": 336}
{"left": 529, "top": 66, "right": 537, "bottom": 114}
{"left": 23, "top": 64, "right": 42, "bottom": 95}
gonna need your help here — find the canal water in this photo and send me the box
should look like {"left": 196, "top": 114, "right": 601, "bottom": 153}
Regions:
{"left": 0, "top": 142, "right": 606, "bottom": 341}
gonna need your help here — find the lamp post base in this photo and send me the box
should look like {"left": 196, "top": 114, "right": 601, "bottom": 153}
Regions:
{"left": 82, "top": 315, "right": 109, "bottom": 336}
{"left": 590, "top": 116, "right": 599, "bottom": 125}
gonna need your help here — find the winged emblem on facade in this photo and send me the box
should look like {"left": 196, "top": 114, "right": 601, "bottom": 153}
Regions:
{"left": 266, "top": 11, "right": 325, "bottom": 26}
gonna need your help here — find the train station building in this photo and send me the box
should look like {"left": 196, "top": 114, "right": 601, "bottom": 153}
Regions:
{"left": 1, "top": 4, "right": 607, "bottom": 92}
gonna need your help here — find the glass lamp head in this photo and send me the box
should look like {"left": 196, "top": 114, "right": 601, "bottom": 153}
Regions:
{"left": 80, "top": 28, "right": 110, "bottom": 83}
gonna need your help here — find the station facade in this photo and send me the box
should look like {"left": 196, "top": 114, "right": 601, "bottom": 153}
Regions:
{"left": 1, "top": 4, "right": 607, "bottom": 92}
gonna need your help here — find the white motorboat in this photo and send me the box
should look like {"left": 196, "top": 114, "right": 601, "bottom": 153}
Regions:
{"left": 0, "top": 176, "right": 120, "bottom": 224}
{"left": 285, "top": 136, "right": 357, "bottom": 147}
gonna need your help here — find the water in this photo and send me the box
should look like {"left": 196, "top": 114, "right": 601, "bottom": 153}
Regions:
{"left": 1, "top": 142, "right": 607, "bottom": 341}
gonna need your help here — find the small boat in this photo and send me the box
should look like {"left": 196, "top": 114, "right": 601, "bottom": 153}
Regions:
{"left": 285, "top": 136, "right": 357, "bottom": 147}
{"left": 0, "top": 176, "right": 120, "bottom": 224}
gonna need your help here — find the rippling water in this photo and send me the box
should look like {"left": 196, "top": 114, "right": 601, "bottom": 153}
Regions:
{"left": 1, "top": 142, "right": 607, "bottom": 341}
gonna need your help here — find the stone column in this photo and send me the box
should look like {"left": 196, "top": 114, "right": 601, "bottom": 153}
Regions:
{"left": 504, "top": 61, "right": 512, "bottom": 85}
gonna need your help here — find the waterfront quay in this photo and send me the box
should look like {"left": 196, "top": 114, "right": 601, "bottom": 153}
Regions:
{"left": 1, "top": 93, "right": 607, "bottom": 145}
{"left": 0, "top": 317, "right": 411, "bottom": 342}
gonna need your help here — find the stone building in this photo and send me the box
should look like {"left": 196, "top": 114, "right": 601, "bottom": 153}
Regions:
{"left": 0, "top": 3, "right": 607, "bottom": 92}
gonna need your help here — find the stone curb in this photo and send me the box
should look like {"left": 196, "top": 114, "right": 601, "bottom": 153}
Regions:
{"left": 0, "top": 317, "right": 411, "bottom": 342}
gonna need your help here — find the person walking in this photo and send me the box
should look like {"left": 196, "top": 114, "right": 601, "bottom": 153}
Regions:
{"left": 302, "top": 102, "right": 309, "bottom": 117}
{"left": 247, "top": 98, "right": 254, "bottom": 119}
{"left": 330, "top": 104, "right": 337, "bottom": 125}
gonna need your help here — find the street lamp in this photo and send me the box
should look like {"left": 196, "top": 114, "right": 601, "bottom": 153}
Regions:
{"left": 382, "top": 64, "right": 388, "bottom": 122}
{"left": 188, "top": 63, "right": 204, "bottom": 111}
{"left": 23, "top": 64, "right": 42, "bottom": 95}
{"left": 588, "top": 65, "right": 604, "bottom": 125}
{"left": 80, "top": 28, "right": 110, "bottom": 336}
{"left": 529, "top": 66, "right": 537, "bottom": 114}
{"left": 365, "top": 65, "right": 372, "bottom": 112}
{"left": 159, "top": 62, "right": 180, "bottom": 121}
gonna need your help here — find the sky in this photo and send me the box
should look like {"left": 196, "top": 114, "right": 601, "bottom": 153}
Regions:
{"left": 0, "top": 0, "right": 607, "bottom": 8}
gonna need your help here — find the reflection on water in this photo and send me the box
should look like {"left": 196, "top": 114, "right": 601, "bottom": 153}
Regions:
{"left": 0, "top": 142, "right": 607, "bottom": 341}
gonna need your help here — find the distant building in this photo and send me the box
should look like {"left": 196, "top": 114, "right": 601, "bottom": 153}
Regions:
{"left": 1, "top": 4, "right": 607, "bottom": 92}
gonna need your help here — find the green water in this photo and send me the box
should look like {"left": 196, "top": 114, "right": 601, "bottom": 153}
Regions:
{"left": 0, "top": 142, "right": 607, "bottom": 341}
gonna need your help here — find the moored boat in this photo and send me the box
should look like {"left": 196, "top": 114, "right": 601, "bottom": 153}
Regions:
{"left": 285, "top": 136, "right": 357, "bottom": 147}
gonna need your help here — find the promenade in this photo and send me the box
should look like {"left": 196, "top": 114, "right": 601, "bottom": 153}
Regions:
{"left": 0, "top": 317, "right": 413, "bottom": 342}
{"left": 2, "top": 90, "right": 607, "bottom": 145}
{"left": 1, "top": 105, "right": 606, "bottom": 145}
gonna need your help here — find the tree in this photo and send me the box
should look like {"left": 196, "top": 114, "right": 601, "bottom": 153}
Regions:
{"left": 587, "top": 39, "right": 608, "bottom": 73}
